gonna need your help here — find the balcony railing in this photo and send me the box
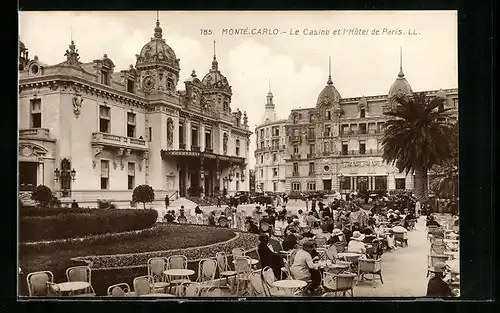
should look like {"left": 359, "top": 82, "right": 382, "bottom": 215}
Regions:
{"left": 292, "top": 172, "right": 300, "bottom": 177}
{"left": 340, "top": 149, "right": 383, "bottom": 156}
{"left": 307, "top": 133, "right": 315, "bottom": 140}
{"left": 323, "top": 152, "right": 331, "bottom": 156}
{"left": 323, "top": 131, "right": 332, "bottom": 137}
{"left": 191, "top": 145, "right": 200, "bottom": 152}
{"left": 204, "top": 147, "right": 214, "bottom": 153}
{"left": 91, "top": 132, "right": 147, "bottom": 150}
{"left": 19, "top": 128, "right": 51, "bottom": 140}
{"left": 179, "top": 143, "right": 186, "bottom": 150}
{"left": 308, "top": 171, "right": 315, "bottom": 176}
{"left": 306, "top": 153, "right": 315, "bottom": 159}
{"left": 340, "top": 130, "right": 384, "bottom": 137}
{"left": 290, "top": 135, "right": 301, "bottom": 141}
{"left": 291, "top": 154, "right": 301, "bottom": 159}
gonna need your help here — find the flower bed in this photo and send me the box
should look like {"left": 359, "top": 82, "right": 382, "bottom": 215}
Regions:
{"left": 72, "top": 231, "right": 259, "bottom": 270}
{"left": 20, "top": 208, "right": 158, "bottom": 241}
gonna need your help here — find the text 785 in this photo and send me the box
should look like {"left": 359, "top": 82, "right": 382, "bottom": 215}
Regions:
{"left": 200, "top": 29, "right": 213, "bottom": 35}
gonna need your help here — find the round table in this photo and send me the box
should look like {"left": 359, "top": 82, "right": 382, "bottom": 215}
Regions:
{"left": 164, "top": 269, "right": 195, "bottom": 296}
{"left": 54, "top": 281, "right": 91, "bottom": 295}
{"left": 140, "top": 293, "right": 176, "bottom": 297}
{"left": 232, "top": 258, "right": 259, "bottom": 266}
{"left": 273, "top": 279, "right": 307, "bottom": 296}
{"left": 337, "top": 252, "right": 362, "bottom": 258}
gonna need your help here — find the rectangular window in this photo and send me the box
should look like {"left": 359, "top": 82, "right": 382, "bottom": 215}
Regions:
{"left": 127, "top": 79, "right": 135, "bottom": 93}
{"left": 309, "top": 162, "right": 315, "bottom": 175}
{"left": 100, "top": 160, "right": 109, "bottom": 190}
{"left": 292, "top": 182, "right": 301, "bottom": 191}
{"left": 273, "top": 154, "right": 277, "bottom": 162}
{"left": 272, "top": 126, "right": 280, "bottom": 136}
{"left": 205, "top": 130, "right": 212, "bottom": 149}
{"left": 359, "top": 124, "right": 367, "bottom": 134}
{"left": 260, "top": 155, "right": 264, "bottom": 164}
{"left": 148, "top": 127, "right": 152, "bottom": 142}
{"left": 30, "top": 99, "right": 42, "bottom": 128}
{"left": 359, "top": 142, "right": 366, "bottom": 154}
{"left": 453, "top": 98, "right": 458, "bottom": 108}
{"left": 191, "top": 126, "right": 198, "bottom": 148}
{"left": 101, "top": 69, "right": 109, "bottom": 85}
{"left": 272, "top": 139, "right": 280, "bottom": 149}
{"left": 99, "top": 106, "right": 111, "bottom": 133}
{"left": 341, "top": 125, "right": 349, "bottom": 135}
{"left": 325, "top": 126, "right": 331, "bottom": 136}
{"left": 260, "top": 169, "right": 263, "bottom": 178}
{"left": 308, "top": 181, "right": 316, "bottom": 191}
{"left": 375, "top": 176, "right": 388, "bottom": 190}
{"left": 326, "top": 111, "right": 331, "bottom": 120}
{"left": 342, "top": 143, "right": 348, "bottom": 155}
{"left": 236, "top": 181, "right": 240, "bottom": 191}
{"left": 265, "top": 128, "right": 269, "bottom": 137}
{"left": 360, "top": 108, "right": 366, "bottom": 118}
{"left": 260, "top": 129, "right": 264, "bottom": 138}
{"left": 293, "top": 145, "right": 299, "bottom": 154}
{"left": 178, "top": 123, "right": 184, "bottom": 144}
{"left": 340, "top": 176, "right": 351, "bottom": 190}
{"left": 127, "top": 112, "right": 136, "bottom": 138}
{"left": 395, "top": 178, "right": 406, "bottom": 190}
{"left": 273, "top": 168, "right": 278, "bottom": 177}
{"left": 293, "top": 163, "right": 299, "bottom": 173}
{"left": 260, "top": 141, "right": 264, "bottom": 149}
{"left": 309, "top": 144, "right": 315, "bottom": 155}
{"left": 236, "top": 139, "right": 240, "bottom": 156}
{"left": 273, "top": 182, "right": 277, "bottom": 192}
{"left": 293, "top": 128, "right": 299, "bottom": 136}
{"left": 128, "top": 162, "right": 135, "bottom": 190}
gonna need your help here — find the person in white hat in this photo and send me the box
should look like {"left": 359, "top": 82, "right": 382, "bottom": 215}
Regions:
{"left": 347, "top": 231, "right": 367, "bottom": 254}
{"left": 426, "top": 262, "right": 455, "bottom": 297}
{"left": 327, "top": 228, "right": 345, "bottom": 244}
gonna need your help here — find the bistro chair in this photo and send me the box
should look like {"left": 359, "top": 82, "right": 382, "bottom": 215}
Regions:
{"left": 357, "top": 258, "right": 384, "bottom": 286}
{"left": 325, "top": 245, "right": 352, "bottom": 270}
{"left": 133, "top": 275, "right": 154, "bottom": 296}
{"left": 268, "top": 237, "right": 284, "bottom": 253}
{"left": 179, "top": 281, "right": 201, "bottom": 297}
{"left": 280, "top": 251, "right": 293, "bottom": 280}
{"left": 407, "top": 219, "right": 417, "bottom": 230}
{"left": 166, "top": 255, "right": 190, "bottom": 293}
{"left": 66, "top": 266, "right": 96, "bottom": 296}
{"left": 426, "top": 225, "right": 439, "bottom": 240}
{"left": 232, "top": 248, "right": 245, "bottom": 258}
{"left": 26, "top": 271, "right": 55, "bottom": 297}
{"left": 322, "top": 272, "right": 357, "bottom": 297}
{"left": 107, "top": 283, "right": 133, "bottom": 297}
{"left": 393, "top": 232, "right": 408, "bottom": 247}
{"left": 234, "top": 256, "right": 252, "bottom": 296}
{"left": 427, "top": 254, "right": 450, "bottom": 277}
{"left": 261, "top": 266, "right": 287, "bottom": 297}
{"left": 215, "top": 252, "right": 237, "bottom": 289}
{"left": 204, "top": 287, "right": 224, "bottom": 297}
{"left": 147, "top": 257, "right": 170, "bottom": 293}
{"left": 196, "top": 258, "right": 218, "bottom": 291}
{"left": 248, "top": 271, "right": 266, "bottom": 297}
{"left": 430, "top": 243, "right": 447, "bottom": 255}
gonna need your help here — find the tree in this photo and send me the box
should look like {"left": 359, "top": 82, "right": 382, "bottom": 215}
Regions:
{"left": 382, "top": 92, "right": 454, "bottom": 202}
{"left": 132, "top": 185, "right": 155, "bottom": 209}
{"left": 31, "top": 185, "right": 53, "bottom": 208}
{"left": 430, "top": 122, "right": 459, "bottom": 199}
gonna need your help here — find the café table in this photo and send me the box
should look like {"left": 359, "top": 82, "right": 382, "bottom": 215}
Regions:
{"left": 139, "top": 293, "right": 176, "bottom": 297}
{"left": 272, "top": 279, "right": 307, "bottom": 296}
{"left": 54, "top": 281, "right": 91, "bottom": 296}
{"left": 164, "top": 269, "right": 195, "bottom": 296}
{"left": 232, "top": 258, "right": 259, "bottom": 266}
{"left": 317, "top": 261, "right": 349, "bottom": 274}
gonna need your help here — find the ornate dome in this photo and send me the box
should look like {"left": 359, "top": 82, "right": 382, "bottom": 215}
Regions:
{"left": 135, "top": 20, "right": 179, "bottom": 70}
{"left": 388, "top": 50, "right": 413, "bottom": 98}
{"left": 316, "top": 77, "right": 342, "bottom": 107}
{"left": 201, "top": 54, "right": 231, "bottom": 92}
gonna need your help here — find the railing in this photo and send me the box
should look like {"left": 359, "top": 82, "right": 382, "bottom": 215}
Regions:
{"left": 204, "top": 147, "right": 214, "bottom": 153}
{"left": 340, "top": 130, "right": 384, "bottom": 136}
{"left": 323, "top": 152, "right": 331, "bottom": 156}
{"left": 323, "top": 131, "right": 331, "bottom": 137}
{"left": 292, "top": 172, "right": 300, "bottom": 177}
{"left": 191, "top": 145, "right": 200, "bottom": 152}
{"left": 168, "top": 191, "right": 179, "bottom": 201}
{"left": 19, "top": 128, "right": 51, "bottom": 139}
{"left": 306, "top": 153, "right": 315, "bottom": 159}
{"left": 307, "top": 133, "right": 315, "bottom": 140}
{"left": 291, "top": 154, "right": 301, "bottom": 159}
{"left": 179, "top": 143, "right": 186, "bottom": 150}
{"left": 92, "top": 132, "right": 146, "bottom": 147}
{"left": 290, "top": 135, "right": 301, "bottom": 141}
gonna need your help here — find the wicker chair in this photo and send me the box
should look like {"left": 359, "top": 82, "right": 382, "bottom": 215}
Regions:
{"left": 322, "top": 272, "right": 356, "bottom": 297}
{"left": 147, "top": 257, "right": 170, "bottom": 293}
{"left": 215, "top": 252, "right": 237, "bottom": 289}
{"left": 166, "top": 255, "right": 190, "bottom": 293}
{"left": 427, "top": 254, "right": 450, "bottom": 277}
{"left": 430, "top": 243, "right": 446, "bottom": 255}
{"left": 26, "top": 271, "right": 55, "bottom": 297}
{"left": 107, "top": 283, "right": 133, "bottom": 297}
{"left": 234, "top": 256, "right": 252, "bottom": 296}
{"left": 196, "top": 258, "right": 218, "bottom": 291}
{"left": 393, "top": 232, "right": 408, "bottom": 247}
{"left": 248, "top": 271, "right": 266, "bottom": 296}
{"left": 65, "top": 266, "right": 96, "bottom": 296}
{"left": 133, "top": 275, "right": 154, "bottom": 296}
{"left": 179, "top": 281, "right": 201, "bottom": 297}
{"left": 357, "top": 258, "right": 384, "bottom": 286}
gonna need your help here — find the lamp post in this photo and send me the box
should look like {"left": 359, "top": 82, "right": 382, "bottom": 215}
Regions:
{"left": 54, "top": 159, "right": 76, "bottom": 197}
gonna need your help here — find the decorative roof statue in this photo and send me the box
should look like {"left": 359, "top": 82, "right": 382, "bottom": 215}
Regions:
{"left": 64, "top": 40, "right": 80, "bottom": 66}
{"left": 243, "top": 111, "right": 248, "bottom": 126}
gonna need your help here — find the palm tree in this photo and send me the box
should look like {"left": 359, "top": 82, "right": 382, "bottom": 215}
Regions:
{"left": 382, "top": 92, "right": 454, "bottom": 202}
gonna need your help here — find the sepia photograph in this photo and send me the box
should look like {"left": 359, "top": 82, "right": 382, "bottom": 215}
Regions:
{"left": 18, "top": 10, "right": 459, "bottom": 298}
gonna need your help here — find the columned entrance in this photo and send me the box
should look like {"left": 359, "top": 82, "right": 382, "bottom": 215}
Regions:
{"left": 179, "top": 169, "right": 186, "bottom": 197}
{"left": 19, "top": 162, "right": 38, "bottom": 191}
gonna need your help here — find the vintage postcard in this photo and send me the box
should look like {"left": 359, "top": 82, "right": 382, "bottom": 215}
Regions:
{"left": 18, "top": 10, "right": 458, "bottom": 298}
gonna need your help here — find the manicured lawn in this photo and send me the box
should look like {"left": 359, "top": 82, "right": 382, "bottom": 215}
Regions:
{"left": 19, "top": 224, "right": 235, "bottom": 274}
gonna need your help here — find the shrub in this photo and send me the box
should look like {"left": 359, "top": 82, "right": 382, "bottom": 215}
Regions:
{"left": 97, "top": 199, "right": 117, "bottom": 209}
{"left": 31, "top": 185, "right": 53, "bottom": 208}
{"left": 19, "top": 209, "right": 158, "bottom": 241}
{"left": 132, "top": 185, "right": 155, "bottom": 209}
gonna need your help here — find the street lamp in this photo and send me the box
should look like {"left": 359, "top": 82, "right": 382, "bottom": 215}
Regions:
{"left": 54, "top": 168, "right": 61, "bottom": 181}
{"left": 70, "top": 168, "right": 76, "bottom": 182}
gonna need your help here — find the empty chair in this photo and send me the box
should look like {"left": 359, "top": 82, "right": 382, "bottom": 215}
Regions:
{"left": 325, "top": 245, "right": 351, "bottom": 271}
{"left": 133, "top": 275, "right": 154, "bottom": 296}
{"left": 204, "top": 287, "right": 224, "bottom": 297}
{"left": 357, "top": 258, "right": 384, "bottom": 286}
{"left": 147, "top": 257, "right": 170, "bottom": 293}
{"left": 234, "top": 256, "right": 252, "bottom": 296}
{"left": 261, "top": 266, "right": 287, "bottom": 297}
{"left": 180, "top": 282, "right": 201, "bottom": 297}
{"left": 26, "top": 271, "right": 55, "bottom": 296}
{"left": 215, "top": 252, "right": 237, "bottom": 289}
{"left": 107, "top": 283, "right": 132, "bottom": 297}
{"left": 232, "top": 248, "right": 245, "bottom": 258}
{"left": 248, "top": 271, "right": 266, "bottom": 296}
{"left": 66, "top": 266, "right": 96, "bottom": 296}
{"left": 166, "top": 255, "right": 190, "bottom": 293}
{"left": 196, "top": 258, "right": 218, "bottom": 289}
{"left": 430, "top": 243, "right": 446, "bottom": 255}
{"left": 322, "top": 272, "right": 357, "bottom": 297}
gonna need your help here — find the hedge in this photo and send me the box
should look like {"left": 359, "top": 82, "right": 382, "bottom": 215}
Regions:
{"left": 20, "top": 209, "right": 158, "bottom": 242}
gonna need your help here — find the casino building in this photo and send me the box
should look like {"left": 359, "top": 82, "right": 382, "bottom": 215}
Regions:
{"left": 254, "top": 57, "right": 458, "bottom": 194}
{"left": 18, "top": 19, "right": 252, "bottom": 207}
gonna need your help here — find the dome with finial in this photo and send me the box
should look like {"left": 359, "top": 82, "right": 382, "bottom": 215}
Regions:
{"left": 135, "top": 18, "right": 179, "bottom": 70}
{"left": 201, "top": 41, "right": 231, "bottom": 93}
{"left": 388, "top": 48, "right": 413, "bottom": 98}
{"left": 316, "top": 57, "right": 341, "bottom": 107}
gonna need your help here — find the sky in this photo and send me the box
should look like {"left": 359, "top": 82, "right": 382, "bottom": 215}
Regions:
{"left": 19, "top": 11, "right": 458, "bottom": 169}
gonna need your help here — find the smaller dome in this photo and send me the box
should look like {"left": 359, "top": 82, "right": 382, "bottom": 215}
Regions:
{"left": 436, "top": 89, "right": 447, "bottom": 100}
{"left": 317, "top": 83, "right": 341, "bottom": 107}
{"left": 388, "top": 68, "right": 413, "bottom": 98}
{"left": 201, "top": 56, "right": 231, "bottom": 92}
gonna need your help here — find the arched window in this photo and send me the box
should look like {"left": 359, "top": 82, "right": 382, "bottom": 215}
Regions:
{"left": 309, "top": 114, "right": 315, "bottom": 123}
{"left": 167, "top": 78, "right": 174, "bottom": 90}
{"left": 360, "top": 108, "right": 366, "bottom": 118}
{"left": 291, "top": 182, "right": 301, "bottom": 191}
{"left": 293, "top": 115, "right": 299, "bottom": 124}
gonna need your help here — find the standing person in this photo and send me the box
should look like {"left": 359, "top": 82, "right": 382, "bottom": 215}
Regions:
{"left": 194, "top": 205, "right": 203, "bottom": 224}
{"left": 217, "top": 195, "right": 221, "bottom": 208}
{"left": 305, "top": 196, "right": 309, "bottom": 211}
{"left": 311, "top": 197, "right": 317, "bottom": 213}
{"left": 284, "top": 193, "right": 288, "bottom": 204}
{"left": 415, "top": 200, "right": 421, "bottom": 218}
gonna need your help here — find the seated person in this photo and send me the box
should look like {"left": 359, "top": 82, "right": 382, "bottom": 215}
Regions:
{"left": 426, "top": 216, "right": 441, "bottom": 227}
{"left": 290, "top": 240, "right": 322, "bottom": 296}
{"left": 304, "top": 211, "right": 319, "bottom": 228}
{"left": 323, "top": 216, "right": 335, "bottom": 233}
{"left": 315, "top": 224, "right": 332, "bottom": 241}
{"left": 347, "top": 231, "right": 367, "bottom": 254}
{"left": 245, "top": 217, "right": 260, "bottom": 234}
{"left": 257, "top": 234, "right": 284, "bottom": 279}
{"left": 282, "top": 230, "right": 299, "bottom": 251}
{"left": 300, "top": 226, "right": 315, "bottom": 238}
{"left": 426, "top": 262, "right": 455, "bottom": 297}
{"left": 327, "top": 228, "right": 345, "bottom": 245}
{"left": 163, "top": 210, "right": 175, "bottom": 223}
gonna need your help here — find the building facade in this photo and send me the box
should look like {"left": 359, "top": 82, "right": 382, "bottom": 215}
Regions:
{"left": 18, "top": 20, "right": 252, "bottom": 208}
{"left": 255, "top": 58, "right": 458, "bottom": 194}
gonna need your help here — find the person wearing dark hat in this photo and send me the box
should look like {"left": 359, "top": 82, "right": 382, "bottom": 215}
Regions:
{"left": 282, "top": 229, "right": 299, "bottom": 251}
{"left": 163, "top": 210, "right": 175, "bottom": 223}
{"left": 300, "top": 226, "right": 315, "bottom": 238}
{"left": 258, "top": 234, "right": 284, "bottom": 279}
{"left": 323, "top": 216, "right": 334, "bottom": 233}
{"left": 290, "top": 240, "right": 321, "bottom": 296}
{"left": 426, "top": 262, "right": 455, "bottom": 297}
